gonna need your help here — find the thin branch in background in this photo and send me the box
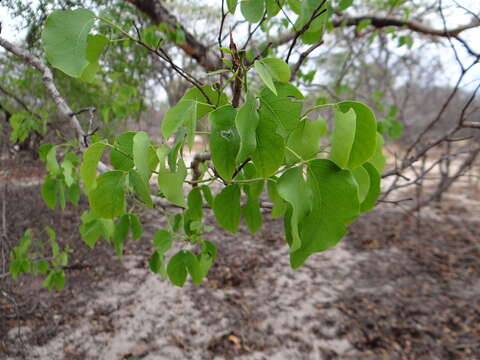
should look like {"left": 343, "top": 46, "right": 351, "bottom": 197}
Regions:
{"left": 285, "top": 0, "right": 327, "bottom": 63}
{"left": 291, "top": 40, "right": 323, "bottom": 80}
{"left": 242, "top": 10, "right": 268, "bottom": 50}
{"left": 218, "top": 0, "right": 227, "bottom": 57}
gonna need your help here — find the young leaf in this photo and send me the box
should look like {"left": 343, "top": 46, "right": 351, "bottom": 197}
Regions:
{"left": 289, "top": 159, "right": 360, "bottom": 269}
{"left": 329, "top": 107, "right": 356, "bottom": 169}
{"left": 161, "top": 99, "right": 197, "bottom": 141}
{"left": 331, "top": 102, "right": 377, "bottom": 170}
{"left": 42, "top": 9, "right": 96, "bottom": 77}
{"left": 88, "top": 170, "right": 126, "bottom": 219}
{"left": 209, "top": 105, "right": 240, "bottom": 181}
{"left": 128, "top": 170, "right": 153, "bottom": 208}
{"left": 110, "top": 132, "right": 135, "bottom": 171}
{"left": 157, "top": 161, "right": 187, "bottom": 208}
{"left": 152, "top": 230, "right": 173, "bottom": 254}
{"left": 241, "top": 0, "right": 265, "bottom": 22}
{"left": 133, "top": 131, "right": 151, "bottom": 181}
{"left": 255, "top": 60, "right": 277, "bottom": 95}
{"left": 80, "top": 142, "right": 106, "bottom": 191}
{"left": 227, "top": 0, "right": 238, "bottom": 13}
{"left": 235, "top": 91, "right": 259, "bottom": 163}
{"left": 213, "top": 184, "right": 241, "bottom": 233}
{"left": 277, "top": 167, "right": 312, "bottom": 252}
{"left": 286, "top": 117, "right": 326, "bottom": 163}
{"left": 81, "top": 34, "right": 109, "bottom": 82}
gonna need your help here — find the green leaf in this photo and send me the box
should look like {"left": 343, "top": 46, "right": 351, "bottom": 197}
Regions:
{"left": 133, "top": 131, "right": 151, "bottom": 181}
{"left": 265, "top": 0, "right": 283, "bottom": 17}
{"left": 259, "top": 58, "right": 291, "bottom": 82}
{"left": 267, "top": 178, "right": 288, "bottom": 218}
{"left": 129, "top": 214, "right": 143, "bottom": 240}
{"left": 42, "top": 9, "right": 96, "bottom": 77}
{"left": 251, "top": 116, "right": 284, "bottom": 178}
{"left": 113, "top": 214, "right": 130, "bottom": 256}
{"left": 110, "top": 132, "right": 135, "bottom": 171}
{"left": 330, "top": 107, "right": 356, "bottom": 169}
{"left": 162, "top": 99, "right": 197, "bottom": 141}
{"left": 209, "top": 105, "right": 240, "bottom": 181}
{"left": 183, "top": 251, "right": 203, "bottom": 285}
{"left": 185, "top": 187, "right": 203, "bottom": 221}
{"left": 334, "top": 101, "right": 377, "bottom": 169}
{"left": 167, "top": 251, "right": 188, "bottom": 287}
{"left": 242, "top": 163, "right": 264, "bottom": 199}
{"left": 149, "top": 251, "right": 164, "bottom": 274}
{"left": 286, "top": 117, "right": 326, "bottom": 163}
{"left": 157, "top": 161, "right": 187, "bottom": 208}
{"left": 66, "top": 183, "right": 81, "bottom": 206}
{"left": 41, "top": 177, "right": 57, "bottom": 209}
{"left": 200, "top": 185, "right": 214, "bottom": 208}
{"left": 199, "top": 241, "right": 217, "bottom": 277}
{"left": 128, "top": 170, "right": 153, "bottom": 208}
{"left": 213, "top": 184, "right": 241, "bottom": 233}
{"left": 258, "top": 83, "right": 303, "bottom": 138}
{"left": 80, "top": 142, "right": 106, "bottom": 191}
{"left": 289, "top": 159, "right": 360, "bottom": 268}
{"left": 368, "top": 133, "right": 386, "bottom": 174}
{"left": 81, "top": 34, "right": 109, "bottom": 82}
{"left": 255, "top": 60, "right": 277, "bottom": 95}
{"left": 88, "top": 171, "right": 126, "bottom": 219}
{"left": 352, "top": 166, "right": 370, "bottom": 203}
{"left": 153, "top": 230, "right": 172, "bottom": 254}
{"left": 241, "top": 0, "right": 265, "bottom": 22}
{"left": 339, "top": 0, "right": 353, "bottom": 11}
{"left": 277, "top": 167, "right": 312, "bottom": 252}
{"left": 235, "top": 91, "right": 259, "bottom": 163}
{"left": 360, "top": 163, "right": 381, "bottom": 213}
{"left": 43, "top": 145, "right": 60, "bottom": 175}
{"left": 242, "top": 197, "right": 263, "bottom": 233}
{"left": 227, "top": 0, "right": 238, "bottom": 13}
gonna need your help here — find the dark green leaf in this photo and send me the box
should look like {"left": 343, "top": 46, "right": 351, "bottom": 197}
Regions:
{"left": 153, "top": 230, "right": 172, "bottom": 254}
{"left": 167, "top": 251, "right": 188, "bottom": 287}
{"left": 242, "top": 197, "right": 263, "bottom": 233}
{"left": 209, "top": 105, "right": 240, "bottom": 181}
{"left": 213, "top": 184, "right": 241, "bottom": 233}
{"left": 128, "top": 170, "right": 153, "bottom": 208}
{"left": 88, "top": 171, "right": 126, "bottom": 219}
{"left": 235, "top": 91, "right": 259, "bottom": 163}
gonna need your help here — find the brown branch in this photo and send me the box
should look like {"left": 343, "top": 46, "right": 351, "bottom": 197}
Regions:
{"left": 125, "top": 0, "right": 221, "bottom": 71}
{"left": 0, "top": 36, "right": 86, "bottom": 148}
{"left": 190, "top": 152, "right": 211, "bottom": 186}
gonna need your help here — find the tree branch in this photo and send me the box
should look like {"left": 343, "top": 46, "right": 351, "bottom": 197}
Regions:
{"left": 125, "top": 0, "right": 221, "bottom": 71}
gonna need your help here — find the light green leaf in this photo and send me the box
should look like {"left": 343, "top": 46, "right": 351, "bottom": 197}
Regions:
{"left": 339, "top": 0, "right": 353, "bottom": 11}
{"left": 242, "top": 197, "right": 263, "bottom": 234}
{"left": 265, "top": 0, "right": 283, "bottom": 17}
{"left": 88, "top": 170, "right": 126, "bottom": 219}
{"left": 128, "top": 170, "right": 153, "bottom": 208}
{"left": 259, "top": 58, "right": 291, "bottom": 82}
{"left": 241, "top": 0, "right": 265, "bottom": 22}
{"left": 360, "top": 163, "right": 381, "bottom": 213}
{"left": 332, "top": 101, "right": 378, "bottom": 169}
{"left": 80, "top": 142, "right": 106, "bottom": 191}
{"left": 235, "top": 91, "right": 259, "bottom": 163}
{"left": 329, "top": 107, "right": 356, "bottom": 169}
{"left": 286, "top": 116, "right": 326, "bottom": 163}
{"left": 227, "top": 0, "right": 238, "bottom": 13}
{"left": 110, "top": 132, "right": 135, "bottom": 171}
{"left": 277, "top": 167, "right": 311, "bottom": 252}
{"left": 161, "top": 99, "right": 197, "bottom": 141}
{"left": 213, "top": 184, "right": 241, "bottom": 233}
{"left": 133, "top": 131, "right": 151, "bottom": 181}
{"left": 42, "top": 9, "right": 96, "bottom": 77}
{"left": 129, "top": 214, "right": 143, "bottom": 240}
{"left": 352, "top": 166, "right": 370, "bottom": 203}
{"left": 41, "top": 177, "right": 57, "bottom": 209}
{"left": 267, "top": 178, "right": 288, "bottom": 218}
{"left": 113, "top": 214, "right": 130, "bottom": 256}
{"left": 167, "top": 251, "right": 188, "bottom": 287}
{"left": 81, "top": 34, "right": 109, "bottom": 82}
{"left": 258, "top": 83, "right": 303, "bottom": 138}
{"left": 153, "top": 230, "right": 172, "bottom": 254}
{"left": 368, "top": 133, "right": 386, "bottom": 174}
{"left": 209, "top": 105, "right": 240, "bottom": 181}
{"left": 289, "top": 159, "right": 360, "bottom": 268}
{"left": 157, "top": 161, "right": 187, "bottom": 208}
{"left": 183, "top": 251, "right": 203, "bottom": 285}
{"left": 251, "top": 116, "right": 284, "bottom": 178}
{"left": 66, "top": 183, "right": 81, "bottom": 206}
{"left": 255, "top": 60, "right": 277, "bottom": 95}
